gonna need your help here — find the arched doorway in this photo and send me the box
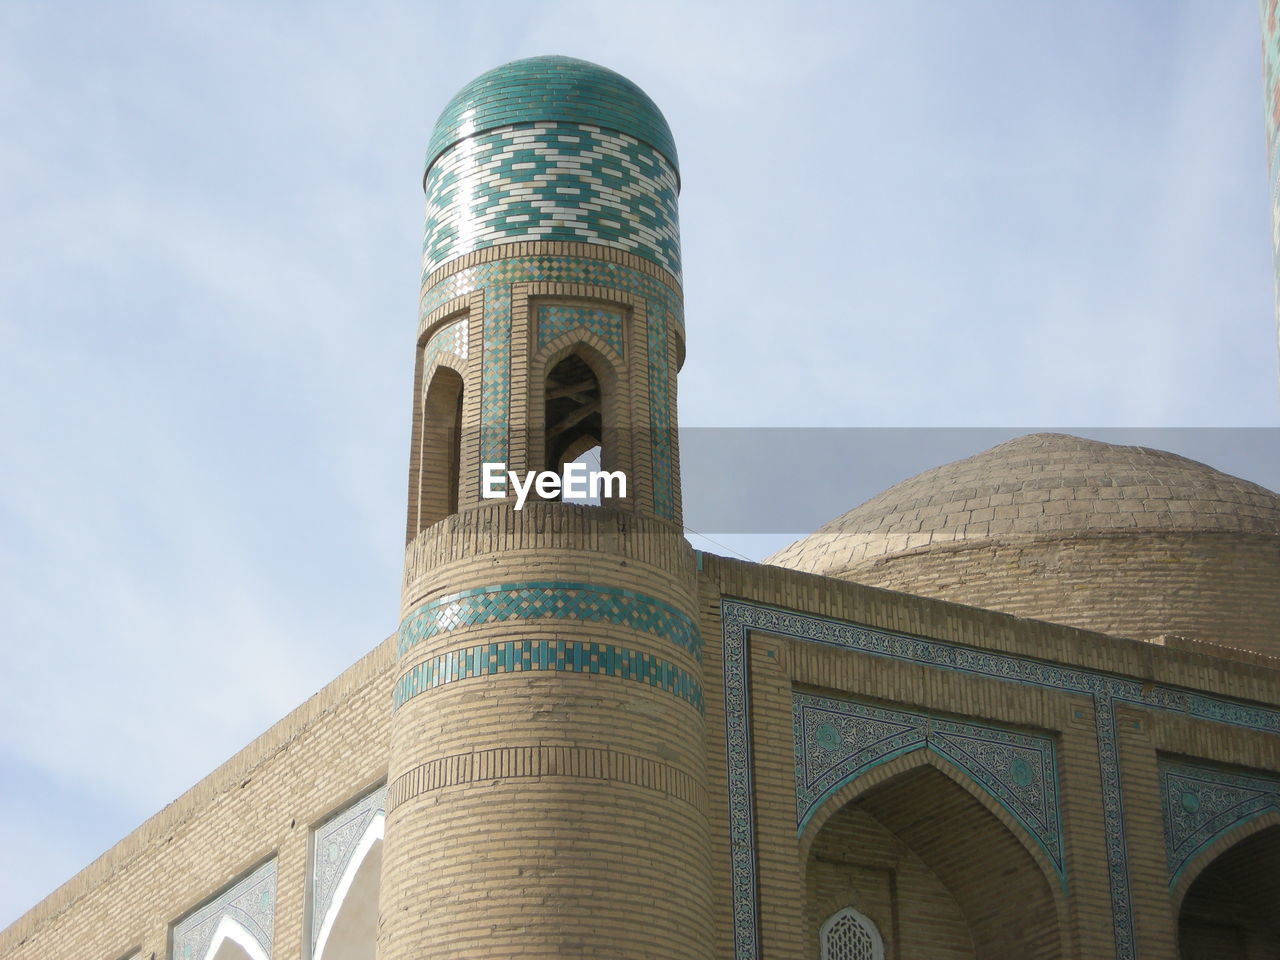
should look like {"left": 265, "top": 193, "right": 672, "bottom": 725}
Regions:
{"left": 806, "top": 761, "right": 1063, "bottom": 959}
{"left": 1177, "top": 823, "right": 1280, "bottom": 959}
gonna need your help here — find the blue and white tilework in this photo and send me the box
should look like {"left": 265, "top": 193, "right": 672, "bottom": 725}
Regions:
{"left": 793, "top": 692, "right": 1064, "bottom": 886}
{"left": 172, "top": 859, "right": 276, "bottom": 960}
{"left": 719, "top": 599, "right": 1280, "bottom": 960}
{"left": 310, "top": 786, "right": 386, "bottom": 955}
{"left": 420, "top": 255, "right": 680, "bottom": 512}
{"left": 423, "top": 123, "right": 680, "bottom": 278}
{"left": 1158, "top": 758, "right": 1280, "bottom": 888}
{"left": 397, "top": 581, "right": 702, "bottom": 661}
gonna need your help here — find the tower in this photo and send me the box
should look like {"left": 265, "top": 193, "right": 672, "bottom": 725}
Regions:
{"left": 380, "top": 57, "right": 712, "bottom": 959}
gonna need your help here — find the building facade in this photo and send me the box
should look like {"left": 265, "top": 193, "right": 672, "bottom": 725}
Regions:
{"left": 2, "top": 56, "right": 1278, "bottom": 960}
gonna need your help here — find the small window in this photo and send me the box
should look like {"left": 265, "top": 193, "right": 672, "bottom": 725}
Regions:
{"left": 820, "top": 907, "right": 884, "bottom": 960}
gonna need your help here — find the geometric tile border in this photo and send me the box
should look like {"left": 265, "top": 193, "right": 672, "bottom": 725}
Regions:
{"left": 172, "top": 858, "right": 276, "bottom": 960}
{"left": 397, "top": 582, "right": 702, "bottom": 662}
{"left": 310, "top": 786, "right": 386, "bottom": 957}
{"left": 721, "top": 598, "right": 1280, "bottom": 960}
{"left": 793, "top": 692, "right": 1065, "bottom": 887}
{"left": 1158, "top": 758, "right": 1280, "bottom": 889}
{"left": 393, "top": 638, "right": 704, "bottom": 715}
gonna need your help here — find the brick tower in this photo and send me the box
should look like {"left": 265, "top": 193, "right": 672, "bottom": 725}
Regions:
{"left": 380, "top": 57, "right": 712, "bottom": 959}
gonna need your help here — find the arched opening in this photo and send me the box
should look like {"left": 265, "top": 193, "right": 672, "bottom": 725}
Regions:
{"left": 1177, "top": 824, "right": 1280, "bottom": 959}
{"left": 820, "top": 907, "right": 885, "bottom": 960}
{"left": 314, "top": 822, "right": 383, "bottom": 960}
{"left": 806, "top": 764, "right": 1062, "bottom": 960}
{"left": 204, "top": 917, "right": 268, "bottom": 960}
{"left": 544, "top": 352, "right": 602, "bottom": 476}
{"left": 416, "top": 366, "right": 463, "bottom": 532}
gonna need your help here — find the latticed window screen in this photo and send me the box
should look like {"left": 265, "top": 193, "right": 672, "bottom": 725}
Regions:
{"left": 820, "top": 907, "right": 884, "bottom": 960}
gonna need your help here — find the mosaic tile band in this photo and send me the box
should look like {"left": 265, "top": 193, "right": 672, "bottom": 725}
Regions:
{"left": 793, "top": 692, "right": 1065, "bottom": 887}
{"left": 172, "top": 859, "right": 276, "bottom": 960}
{"left": 420, "top": 252, "right": 681, "bottom": 511}
{"left": 397, "top": 581, "right": 701, "bottom": 660}
{"left": 423, "top": 123, "right": 680, "bottom": 277}
{"left": 311, "top": 786, "right": 386, "bottom": 956}
{"left": 719, "top": 599, "right": 1280, "bottom": 960}
{"left": 1159, "top": 758, "right": 1280, "bottom": 888}
{"left": 393, "top": 639, "right": 704, "bottom": 714}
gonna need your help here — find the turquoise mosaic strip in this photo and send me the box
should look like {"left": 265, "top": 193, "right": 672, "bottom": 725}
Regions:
{"left": 426, "top": 55, "right": 678, "bottom": 178}
{"left": 393, "top": 639, "right": 704, "bottom": 714}
{"left": 647, "top": 305, "right": 673, "bottom": 519}
{"left": 421, "top": 255, "right": 681, "bottom": 517}
{"left": 537, "top": 303, "right": 623, "bottom": 356}
{"left": 423, "top": 123, "right": 680, "bottom": 277}
{"left": 397, "top": 581, "right": 702, "bottom": 661}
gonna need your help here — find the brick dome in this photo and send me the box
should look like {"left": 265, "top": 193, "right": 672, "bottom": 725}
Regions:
{"left": 768, "top": 433, "right": 1280, "bottom": 655}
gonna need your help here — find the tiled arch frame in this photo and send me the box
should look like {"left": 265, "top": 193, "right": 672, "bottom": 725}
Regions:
{"left": 719, "top": 598, "right": 1280, "bottom": 960}
{"left": 798, "top": 744, "right": 1068, "bottom": 907}
{"left": 171, "top": 859, "right": 276, "bottom": 960}
{"left": 1170, "top": 806, "right": 1280, "bottom": 915}
{"left": 309, "top": 785, "right": 387, "bottom": 960}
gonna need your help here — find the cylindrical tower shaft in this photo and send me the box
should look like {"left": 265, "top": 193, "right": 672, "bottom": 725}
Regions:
{"left": 380, "top": 56, "right": 711, "bottom": 960}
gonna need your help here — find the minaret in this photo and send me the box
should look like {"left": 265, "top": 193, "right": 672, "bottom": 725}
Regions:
{"left": 380, "top": 57, "right": 711, "bottom": 960}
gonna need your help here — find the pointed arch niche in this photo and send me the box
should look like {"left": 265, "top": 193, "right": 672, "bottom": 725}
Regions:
{"left": 803, "top": 749, "right": 1066, "bottom": 960}
{"left": 171, "top": 859, "right": 276, "bottom": 960}
{"left": 309, "top": 785, "right": 387, "bottom": 960}
{"left": 406, "top": 314, "right": 469, "bottom": 541}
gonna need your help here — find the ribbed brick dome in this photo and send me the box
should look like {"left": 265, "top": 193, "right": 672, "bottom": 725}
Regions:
{"left": 768, "top": 434, "right": 1280, "bottom": 655}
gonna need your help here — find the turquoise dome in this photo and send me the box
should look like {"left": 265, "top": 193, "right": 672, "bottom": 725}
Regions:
{"left": 425, "top": 55, "right": 679, "bottom": 181}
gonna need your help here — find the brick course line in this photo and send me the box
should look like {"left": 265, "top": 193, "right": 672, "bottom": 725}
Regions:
{"left": 388, "top": 745, "right": 706, "bottom": 813}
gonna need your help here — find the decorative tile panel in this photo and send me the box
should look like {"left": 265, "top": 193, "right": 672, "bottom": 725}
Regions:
{"left": 420, "top": 253, "right": 681, "bottom": 509}
{"left": 1159, "top": 758, "right": 1280, "bottom": 887}
{"left": 393, "top": 639, "right": 703, "bottom": 714}
{"left": 719, "top": 599, "right": 1280, "bottom": 960}
{"left": 310, "top": 786, "right": 386, "bottom": 955}
{"left": 422, "top": 317, "right": 468, "bottom": 372}
{"left": 793, "top": 692, "right": 1064, "bottom": 886}
{"left": 397, "top": 582, "right": 701, "bottom": 661}
{"left": 173, "top": 859, "right": 276, "bottom": 960}
{"left": 423, "top": 123, "right": 680, "bottom": 277}
{"left": 536, "top": 303, "right": 623, "bottom": 357}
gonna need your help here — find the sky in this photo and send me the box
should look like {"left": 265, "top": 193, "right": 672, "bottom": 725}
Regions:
{"left": 2, "top": 0, "right": 1279, "bottom": 930}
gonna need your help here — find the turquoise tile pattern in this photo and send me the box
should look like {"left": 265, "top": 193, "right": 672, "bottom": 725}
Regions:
{"left": 1159, "top": 758, "right": 1280, "bottom": 887}
{"left": 397, "top": 581, "right": 702, "bottom": 661}
{"left": 793, "top": 691, "right": 1065, "bottom": 888}
{"left": 393, "top": 639, "right": 704, "bottom": 714}
{"left": 421, "top": 255, "right": 680, "bottom": 515}
{"left": 422, "top": 317, "right": 468, "bottom": 371}
{"left": 173, "top": 859, "right": 276, "bottom": 960}
{"left": 423, "top": 122, "right": 680, "bottom": 277}
{"left": 536, "top": 303, "right": 624, "bottom": 357}
{"left": 425, "top": 56, "right": 678, "bottom": 179}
